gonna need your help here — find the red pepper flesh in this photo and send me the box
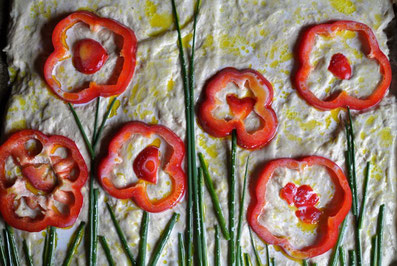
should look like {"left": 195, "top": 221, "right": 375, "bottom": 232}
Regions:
{"left": 199, "top": 68, "right": 278, "bottom": 150}
{"left": 0, "top": 130, "right": 88, "bottom": 232}
{"left": 72, "top": 38, "right": 108, "bottom": 74}
{"left": 328, "top": 53, "right": 352, "bottom": 80}
{"left": 248, "top": 156, "right": 352, "bottom": 259}
{"left": 133, "top": 145, "right": 160, "bottom": 184}
{"left": 295, "top": 20, "right": 391, "bottom": 110}
{"left": 98, "top": 122, "right": 186, "bottom": 213}
{"left": 44, "top": 11, "right": 137, "bottom": 104}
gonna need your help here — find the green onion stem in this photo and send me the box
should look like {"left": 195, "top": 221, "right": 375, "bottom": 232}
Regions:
{"left": 198, "top": 153, "right": 230, "bottom": 240}
{"left": 198, "top": 168, "right": 208, "bottom": 266}
{"left": 138, "top": 211, "right": 149, "bottom": 266}
{"left": 329, "top": 217, "right": 348, "bottom": 266}
{"left": 22, "top": 239, "right": 33, "bottom": 266}
{"left": 339, "top": 246, "right": 346, "bottom": 266}
{"left": 178, "top": 233, "right": 186, "bottom": 266}
{"left": 215, "top": 225, "right": 221, "bottom": 266}
{"left": 348, "top": 250, "right": 356, "bottom": 266}
{"left": 106, "top": 202, "right": 136, "bottom": 265}
{"left": 6, "top": 224, "right": 20, "bottom": 266}
{"left": 248, "top": 227, "right": 262, "bottom": 266}
{"left": 92, "top": 97, "right": 117, "bottom": 149}
{"left": 376, "top": 204, "right": 385, "bottom": 266}
{"left": 68, "top": 103, "right": 95, "bottom": 159}
{"left": 99, "top": 236, "right": 115, "bottom": 266}
{"left": 229, "top": 130, "right": 237, "bottom": 266}
{"left": 302, "top": 259, "right": 308, "bottom": 266}
{"left": 45, "top": 226, "right": 56, "bottom": 266}
{"left": 148, "top": 213, "right": 179, "bottom": 266}
{"left": 63, "top": 222, "right": 86, "bottom": 266}
{"left": 358, "top": 162, "right": 370, "bottom": 229}
{"left": 236, "top": 156, "right": 250, "bottom": 265}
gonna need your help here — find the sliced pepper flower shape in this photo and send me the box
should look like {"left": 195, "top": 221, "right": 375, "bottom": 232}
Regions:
{"left": 295, "top": 20, "right": 392, "bottom": 111}
{"left": 199, "top": 68, "right": 278, "bottom": 150}
{"left": 0, "top": 130, "right": 88, "bottom": 232}
{"left": 248, "top": 156, "right": 352, "bottom": 259}
{"left": 44, "top": 11, "right": 137, "bottom": 104}
{"left": 98, "top": 121, "right": 186, "bottom": 213}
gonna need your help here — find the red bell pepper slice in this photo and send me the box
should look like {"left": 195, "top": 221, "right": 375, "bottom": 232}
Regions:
{"left": 44, "top": 11, "right": 137, "bottom": 104}
{"left": 98, "top": 122, "right": 186, "bottom": 213}
{"left": 295, "top": 20, "right": 391, "bottom": 111}
{"left": 248, "top": 156, "right": 352, "bottom": 259}
{"left": 0, "top": 130, "right": 88, "bottom": 232}
{"left": 198, "top": 68, "right": 278, "bottom": 150}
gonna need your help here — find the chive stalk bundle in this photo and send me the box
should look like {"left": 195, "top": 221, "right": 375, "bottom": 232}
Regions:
{"left": 0, "top": 236, "right": 6, "bottom": 266}
{"left": 69, "top": 96, "right": 117, "bottom": 265}
{"left": 170, "top": 0, "right": 201, "bottom": 264}
{"left": 5, "top": 224, "right": 20, "bottom": 266}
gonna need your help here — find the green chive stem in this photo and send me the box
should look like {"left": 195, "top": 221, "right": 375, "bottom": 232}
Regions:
{"left": 270, "top": 257, "right": 275, "bottom": 266}
{"left": 265, "top": 244, "right": 270, "bottom": 266}
{"left": 302, "top": 259, "right": 308, "bottom": 266}
{"left": 178, "top": 233, "right": 186, "bottom": 266}
{"left": 92, "top": 97, "right": 100, "bottom": 144}
{"left": 68, "top": 103, "right": 95, "bottom": 159}
{"left": 92, "top": 97, "right": 117, "bottom": 149}
{"left": 106, "top": 202, "right": 136, "bottom": 265}
{"left": 376, "top": 204, "right": 385, "bottom": 266}
{"left": 99, "top": 236, "right": 115, "bottom": 266}
{"left": 248, "top": 228, "right": 262, "bottom": 266}
{"left": 229, "top": 130, "right": 237, "bottom": 266}
{"left": 138, "top": 211, "right": 149, "bottom": 266}
{"left": 339, "top": 246, "right": 346, "bottom": 266}
{"left": 45, "top": 226, "right": 56, "bottom": 266}
{"left": 0, "top": 235, "right": 7, "bottom": 266}
{"left": 43, "top": 227, "right": 49, "bottom": 265}
{"left": 346, "top": 107, "right": 359, "bottom": 217}
{"left": 329, "top": 218, "right": 348, "bottom": 266}
{"left": 193, "top": 168, "right": 203, "bottom": 266}
{"left": 370, "top": 235, "right": 377, "bottom": 266}
{"left": 215, "top": 225, "right": 221, "bottom": 266}
{"left": 6, "top": 224, "right": 20, "bottom": 266}
{"left": 91, "top": 189, "right": 99, "bottom": 266}
{"left": 170, "top": 1, "right": 194, "bottom": 264}
{"left": 358, "top": 162, "right": 370, "bottom": 229}
{"left": 22, "top": 239, "right": 33, "bottom": 266}
{"left": 63, "top": 222, "right": 85, "bottom": 266}
{"left": 4, "top": 229, "right": 13, "bottom": 266}
{"left": 244, "top": 253, "right": 252, "bottom": 266}
{"left": 198, "top": 168, "right": 208, "bottom": 266}
{"left": 148, "top": 213, "right": 179, "bottom": 266}
{"left": 236, "top": 156, "right": 250, "bottom": 265}
{"left": 199, "top": 153, "right": 230, "bottom": 240}
{"left": 348, "top": 250, "right": 356, "bottom": 266}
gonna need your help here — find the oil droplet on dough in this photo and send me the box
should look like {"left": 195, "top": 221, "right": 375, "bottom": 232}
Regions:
{"left": 329, "top": 0, "right": 356, "bottom": 15}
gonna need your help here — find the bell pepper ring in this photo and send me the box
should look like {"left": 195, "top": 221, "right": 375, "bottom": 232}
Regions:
{"left": 44, "top": 11, "right": 137, "bottom": 104}
{"left": 198, "top": 67, "right": 278, "bottom": 150}
{"left": 295, "top": 20, "right": 392, "bottom": 111}
{"left": 0, "top": 130, "right": 88, "bottom": 232}
{"left": 248, "top": 156, "right": 352, "bottom": 259}
{"left": 98, "top": 121, "right": 186, "bottom": 213}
